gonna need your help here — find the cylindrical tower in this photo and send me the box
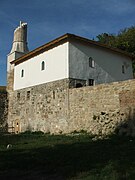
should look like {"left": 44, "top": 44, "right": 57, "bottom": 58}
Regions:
{"left": 7, "top": 21, "right": 29, "bottom": 89}
{"left": 10, "top": 21, "right": 29, "bottom": 54}
{"left": 7, "top": 22, "right": 29, "bottom": 133}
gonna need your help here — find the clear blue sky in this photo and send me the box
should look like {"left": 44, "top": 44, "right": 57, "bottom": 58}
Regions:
{"left": 0, "top": 0, "right": 135, "bottom": 86}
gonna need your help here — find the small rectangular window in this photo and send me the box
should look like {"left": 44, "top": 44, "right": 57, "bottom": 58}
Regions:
{"left": 88, "top": 79, "right": 94, "bottom": 86}
{"left": 27, "top": 91, "right": 30, "bottom": 100}
{"left": 122, "top": 65, "right": 125, "bottom": 73}
{"left": 53, "top": 90, "right": 55, "bottom": 99}
{"left": 89, "top": 57, "right": 95, "bottom": 68}
{"left": 17, "top": 92, "right": 20, "bottom": 100}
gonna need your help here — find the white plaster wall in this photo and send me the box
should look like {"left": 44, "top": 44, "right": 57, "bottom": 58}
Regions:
{"left": 69, "top": 41, "right": 133, "bottom": 84}
{"left": 14, "top": 42, "right": 69, "bottom": 90}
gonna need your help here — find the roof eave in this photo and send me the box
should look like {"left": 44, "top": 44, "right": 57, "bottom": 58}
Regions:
{"left": 11, "top": 33, "right": 133, "bottom": 65}
{"left": 11, "top": 33, "right": 70, "bottom": 65}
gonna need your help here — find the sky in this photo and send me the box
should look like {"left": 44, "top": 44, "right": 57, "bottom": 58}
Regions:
{"left": 0, "top": 0, "right": 135, "bottom": 86}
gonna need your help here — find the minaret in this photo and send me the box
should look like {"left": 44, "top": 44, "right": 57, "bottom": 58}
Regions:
{"left": 10, "top": 21, "right": 29, "bottom": 55}
{"left": 7, "top": 22, "right": 29, "bottom": 133}
{"left": 7, "top": 21, "right": 29, "bottom": 91}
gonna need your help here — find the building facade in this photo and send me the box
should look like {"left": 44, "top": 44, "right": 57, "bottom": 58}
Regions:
{"left": 7, "top": 22, "right": 134, "bottom": 134}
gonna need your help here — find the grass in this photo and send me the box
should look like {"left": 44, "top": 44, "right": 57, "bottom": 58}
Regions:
{"left": 0, "top": 133, "right": 135, "bottom": 179}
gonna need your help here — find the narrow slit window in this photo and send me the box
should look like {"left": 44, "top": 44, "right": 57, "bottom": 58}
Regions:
{"left": 27, "top": 91, "right": 30, "bottom": 100}
{"left": 41, "top": 61, "right": 45, "bottom": 71}
{"left": 122, "top": 65, "right": 125, "bottom": 74}
{"left": 21, "top": 69, "right": 24, "bottom": 77}
{"left": 53, "top": 90, "right": 55, "bottom": 99}
{"left": 89, "top": 57, "right": 95, "bottom": 68}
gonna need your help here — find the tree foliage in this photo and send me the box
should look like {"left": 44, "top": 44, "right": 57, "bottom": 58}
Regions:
{"left": 96, "top": 33, "right": 116, "bottom": 47}
{"left": 116, "top": 27, "right": 135, "bottom": 54}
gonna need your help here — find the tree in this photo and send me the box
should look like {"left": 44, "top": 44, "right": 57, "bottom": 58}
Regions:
{"left": 116, "top": 27, "right": 135, "bottom": 54}
{"left": 96, "top": 33, "right": 117, "bottom": 47}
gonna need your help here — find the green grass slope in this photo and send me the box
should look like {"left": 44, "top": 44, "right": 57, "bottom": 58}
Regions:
{"left": 0, "top": 133, "right": 135, "bottom": 180}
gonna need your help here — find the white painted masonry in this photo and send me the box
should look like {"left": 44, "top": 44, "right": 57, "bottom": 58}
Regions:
{"left": 69, "top": 41, "right": 133, "bottom": 85}
{"left": 13, "top": 34, "right": 133, "bottom": 90}
{"left": 14, "top": 42, "right": 69, "bottom": 90}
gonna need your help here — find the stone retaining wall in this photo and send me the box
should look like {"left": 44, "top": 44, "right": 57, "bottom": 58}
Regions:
{"left": 68, "top": 79, "right": 135, "bottom": 136}
{"left": 7, "top": 79, "right": 69, "bottom": 133}
{"left": 0, "top": 87, "right": 8, "bottom": 130}
{"left": 7, "top": 78, "right": 135, "bottom": 136}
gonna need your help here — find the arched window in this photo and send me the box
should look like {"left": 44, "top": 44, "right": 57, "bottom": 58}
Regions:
{"left": 41, "top": 61, "right": 45, "bottom": 71}
{"left": 89, "top": 57, "right": 95, "bottom": 68}
{"left": 21, "top": 69, "right": 24, "bottom": 77}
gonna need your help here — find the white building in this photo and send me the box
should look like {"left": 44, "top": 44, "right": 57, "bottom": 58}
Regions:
{"left": 11, "top": 33, "right": 133, "bottom": 90}
{"left": 7, "top": 22, "right": 133, "bottom": 134}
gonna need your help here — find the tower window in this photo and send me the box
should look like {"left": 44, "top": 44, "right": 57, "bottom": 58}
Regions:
{"left": 88, "top": 79, "right": 94, "bottom": 86}
{"left": 41, "top": 61, "right": 45, "bottom": 71}
{"left": 21, "top": 69, "right": 24, "bottom": 77}
{"left": 89, "top": 57, "right": 95, "bottom": 68}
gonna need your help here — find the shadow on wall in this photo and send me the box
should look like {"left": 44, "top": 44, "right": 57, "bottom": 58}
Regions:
{"left": 0, "top": 124, "right": 8, "bottom": 134}
{"left": 115, "top": 108, "right": 135, "bottom": 136}
{"left": 0, "top": 90, "right": 8, "bottom": 133}
{"left": 91, "top": 108, "right": 135, "bottom": 137}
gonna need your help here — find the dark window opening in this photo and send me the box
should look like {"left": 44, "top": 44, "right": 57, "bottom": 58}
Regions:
{"left": 41, "top": 61, "right": 45, "bottom": 71}
{"left": 21, "top": 69, "right": 24, "bottom": 77}
{"left": 27, "top": 91, "right": 30, "bottom": 100}
{"left": 76, "top": 83, "right": 83, "bottom": 88}
{"left": 53, "top": 90, "right": 55, "bottom": 99}
{"left": 122, "top": 65, "right": 125, "bottom": 74}
{"left": 17, "top": 92, "right": 20, "bottom": 100}
{"left": 89, "top": 79, "right": 94, "bottom": 86}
